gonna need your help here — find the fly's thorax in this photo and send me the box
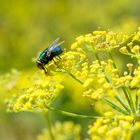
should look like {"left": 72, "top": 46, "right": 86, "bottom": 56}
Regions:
{"left": 39, "top": 52, "right": 46, "bottom": 60}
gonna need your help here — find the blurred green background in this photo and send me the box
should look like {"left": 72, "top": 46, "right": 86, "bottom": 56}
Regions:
{"left": 0, "top": 0, "right": 140, "bottom": 139}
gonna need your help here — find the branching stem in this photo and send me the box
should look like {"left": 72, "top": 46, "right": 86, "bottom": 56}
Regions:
{"left": 45, "top": 104, "right": 108, "bottom": 119}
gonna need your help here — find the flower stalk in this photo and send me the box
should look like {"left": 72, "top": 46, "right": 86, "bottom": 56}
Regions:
{"left": 45, "top": 104, "right": 108, "bottom": 119}
{"left": 102, "top": 97, "right": 129, "bottom": 115}
{"left": 44, "top": 111, "right": 55, "bottom": 140}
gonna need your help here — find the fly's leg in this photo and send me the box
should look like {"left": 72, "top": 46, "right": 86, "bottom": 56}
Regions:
{"left": 57, "top": 55, "right": 66, "bottom": 62}
{"left": 53, "top": 59, "right": 61, "bottom": 70}
{"left": 57, "top": 56, "right": 61, "bottom": 59}
{"left": 54, "top": 56, "right": 66, "bottom": 72}
{"left": 43, "top": 67, "right": 47, "bottom": 75}
{"left": 55, "top": 56, "right": 61, "bottom": 61}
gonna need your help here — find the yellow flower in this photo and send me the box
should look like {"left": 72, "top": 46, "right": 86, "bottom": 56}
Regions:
{"left": 97, "top": 125, "right": 108, "bottom": 135}
{"left": 131, "top": 45, "right": 140, "bottom": 54}
{"left": 7, "top": 74, "right": 63, "bottom": 112}
{"left": 83, "top": 78, "right": 93, "bottom": 88}
{"left": 119, "top": 46, "right": 128, "bottom": 54}
{"left": 37, "top": 121, "right": 82, "bottom": 140}
{"left": 104, "top": 111, "right": 114, "bottom": 117}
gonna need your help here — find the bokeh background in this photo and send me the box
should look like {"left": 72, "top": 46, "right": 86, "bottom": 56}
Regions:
{"left": 0, "top": 0, "right": 140, "bottom": 140}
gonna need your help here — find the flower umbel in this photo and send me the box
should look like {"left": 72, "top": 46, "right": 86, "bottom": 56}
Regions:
{"left": 6, "top": 73, "right": 63, "bottom": 112}
{"left": 88, "top": 112, "right": 139, "bottom": 140}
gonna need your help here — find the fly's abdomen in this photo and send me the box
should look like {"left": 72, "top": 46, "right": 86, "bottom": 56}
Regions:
{"left": 52, "top": 46, "right": 63, "bottom": 56}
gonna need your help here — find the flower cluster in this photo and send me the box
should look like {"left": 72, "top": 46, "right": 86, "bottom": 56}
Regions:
{"left": 71, "top": 31, "right": 128, "bottom": 51}
{"left": 119, "top": 28, "right": 140, "bottom": 58}
{"left": 37, "top": 121, "right": 81, "bottom": 140}
{"left": 73, "top": 29, "right": 140, "bottom": 113}
{"left": 88, "top": 111, "right": 140, "bottom": 140}
{"left": 6, "top": 72, "right": 63, "bottom": 112}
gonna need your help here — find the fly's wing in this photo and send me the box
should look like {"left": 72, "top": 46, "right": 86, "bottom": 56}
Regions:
{"left": 42, "top": 37, "right": 60, "bottom": 54}
{"left": 48, "top": 37, "right": 60, "bottom": 50}
{"left": 48, "top": 40, "right": 64, "bottom": 52}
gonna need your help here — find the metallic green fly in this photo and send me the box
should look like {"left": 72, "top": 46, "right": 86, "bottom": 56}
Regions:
{"left": 36, "top": 38, "right": 64, "bottom": 74}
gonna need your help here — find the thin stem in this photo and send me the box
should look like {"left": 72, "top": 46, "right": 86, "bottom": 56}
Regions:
{"left": 94, "top": 52, "right": 101, "bottom": 65}
{"left": 60, "top": 69, "right": 83, "bottom": 85}
{"left": 115, "top": 94, "right": 131, "bottom": 113}
{"left": 135, "top": 94, "right": 138, "bottom": 112}
{"left": 126, "top": 88, "right": 135, "bottom": 113}
{"left": 44, "top": 111, "right": 55, "bottom": 140}
{"left": 45, "top": 104, "right": 108, "bottom": 119}
{"left": 122, "top": 87, "right": 132, "bottom": 110}
{"left": 138, "top": 103, "right": 140, "bottom": 113}
{"left": 102, "top": 97, "right": 129, "bottom": 115}
{"left": 68, "top": 72, "right": 84, "bottom": 84}
{"left": 108, "top": 51, "right": 117, "bottom": 69}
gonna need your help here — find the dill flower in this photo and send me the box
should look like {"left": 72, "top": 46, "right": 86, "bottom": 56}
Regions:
{"left": 6, "top": 73, "right": 63, "bottom": 112}
{"left": 71, "top": 30, "right": 128, "bottom": 52}
{"left": 119, "top": 28, "right": 140, "bottom": 59}
{"left": 88, "top": 112, "right": 139, "bottom": 140}
{"left": 37, "top": 121, "right": 81, "bottom": 140}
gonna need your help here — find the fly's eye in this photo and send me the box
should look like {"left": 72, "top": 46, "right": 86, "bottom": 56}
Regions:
{"left": 47, "top": 51, "right": 51, "bottom": 57}
{"left": 36, "top": 61, "right": 43, "bottom": 69}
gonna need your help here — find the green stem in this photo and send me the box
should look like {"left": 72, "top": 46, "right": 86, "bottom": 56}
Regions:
{"left": 115, "top": 94, "right": 131, "bottom": 113}
{"left": 44, "top": 111, "right": 55, "bottom": 140}
{"left": 135, "top": 94, "right": 138, "bottom": 112}
{"left": 94, "top": 52, "right": 101, "bottom": 65}
{"left": 45, "top": 104, "right": 108, "bottom": 119}
{"left": 122, "top": 87, "right": 132, "bottom": 110}
{"left": 126, "top": 88, "right": 135, "bottom": 113}
{"left": 138, "top": 103, "right": 140, "bottom": 113}
{"left": 108, "top": 51, "right": 117, "bottom": 69}
{"left": 68, "top": 72, "right": 84, "bottom": 84}
{"left": 102, "top": 97, "right": 129, "bottom": 115}
{"left": 61, "top": 69, "right": 83, "bottom": 85}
